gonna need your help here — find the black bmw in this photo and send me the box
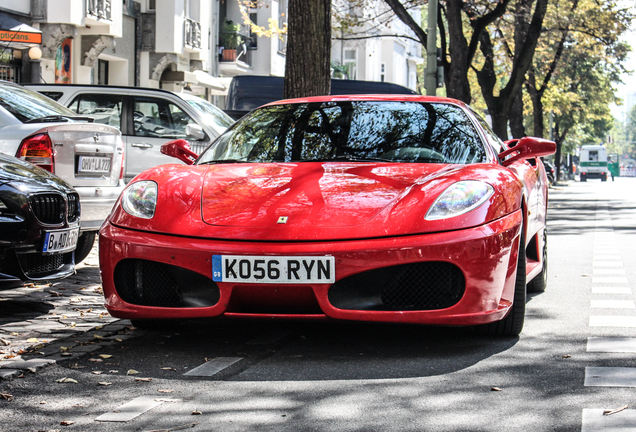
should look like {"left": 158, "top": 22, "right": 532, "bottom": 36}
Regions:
{"left": 0, "top": 153, "right": 80, "bottom": 289}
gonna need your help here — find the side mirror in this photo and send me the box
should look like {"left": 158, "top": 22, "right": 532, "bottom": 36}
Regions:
{"left": 160, "top": 139, "right": 197, "bottom": 165}
{"left": 500, "top": 137, "right": 556, "bottom": 167}
{"left": 185, "top": 123, "right": 206, "bottom": 141}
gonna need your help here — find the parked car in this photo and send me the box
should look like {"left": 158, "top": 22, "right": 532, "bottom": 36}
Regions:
{"left": 543, "top": 160, "right": 556, "bottom": 185}
{"left": 99, "top": 95, "right": 555, "bottom": 336}
{"left": 24, "top": 84, "right": 235, "bottom": 183}
{"left": 0, "top": 153, "right": 81, "bottom": 289}
{"left": 224, "top": 75, "right": 418, "bottom": 120}
{"left": 0, "top": 81, "right": 124, "bottom": 263}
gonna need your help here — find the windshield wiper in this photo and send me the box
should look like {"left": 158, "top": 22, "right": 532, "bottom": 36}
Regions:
{"left": 306, "top": 156, "right": 393, "bottom": 163}
{"left": 199, "top": 159, "right": 248, "bottom": 165}
{"left": 25, "top": 115, "right": 95, "bottom": 124}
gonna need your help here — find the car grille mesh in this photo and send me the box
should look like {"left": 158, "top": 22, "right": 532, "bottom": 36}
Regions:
{"left": 24, "top": 253, "right": 64, "bottom": 277}
{"left": 328, "top": 262, "right": 465, "bottom": 311}
{"left": 114, "top": 259, "right": 220, "bottom": 308}
{"left": 66, "top": 193, "right": 80, "bottom": 223}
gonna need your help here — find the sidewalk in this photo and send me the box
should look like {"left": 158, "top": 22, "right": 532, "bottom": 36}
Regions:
{"left": 0, "top": 242, "right": 133, "bottom": 380}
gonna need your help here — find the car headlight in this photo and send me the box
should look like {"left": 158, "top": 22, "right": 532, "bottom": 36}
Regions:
{"left": 121, "top": 181, "right": 157, "bottom": 219}
{"left": 425, "top": 181, "right": 494, "bottom": 220}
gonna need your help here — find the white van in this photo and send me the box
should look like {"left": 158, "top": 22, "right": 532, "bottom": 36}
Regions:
{"left": 579, "top": 145, "right": 609, "bottom": 182}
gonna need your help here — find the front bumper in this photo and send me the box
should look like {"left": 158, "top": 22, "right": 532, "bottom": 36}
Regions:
{"left": 99, "top": 210, "right": 522, "bottom": 326}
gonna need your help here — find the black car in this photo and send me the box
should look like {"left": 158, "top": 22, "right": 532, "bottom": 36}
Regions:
{"left": 543, "top": 160, "right": 556, "bottom": 185}
{"left": 0, "top": 154, "right": 81, "bottom": 289}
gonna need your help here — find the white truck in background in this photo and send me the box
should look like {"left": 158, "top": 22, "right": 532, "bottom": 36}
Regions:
{"left": 579, "top": 145, "right": 609, "bottom": 182}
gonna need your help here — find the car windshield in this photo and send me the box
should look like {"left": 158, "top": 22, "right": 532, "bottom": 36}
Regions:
{"left": 0, "top": 84, "right": 77, "bottom": 123}
{"left": 198, "top": 101, "right": 487, "bottom": 164}
{"left": 186, "top": 97, "right": 234, "bottom": 132}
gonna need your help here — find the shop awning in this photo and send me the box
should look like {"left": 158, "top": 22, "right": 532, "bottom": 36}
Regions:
{"left": 0, "top": 14, "right": 42, "bottom": 50}
{"left": 162, "top": 70, "right": 226, "bottom": 93}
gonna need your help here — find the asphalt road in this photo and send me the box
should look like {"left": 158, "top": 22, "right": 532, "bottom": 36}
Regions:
{"left": 1, "top": 177, "right": 636, "bottom": 432}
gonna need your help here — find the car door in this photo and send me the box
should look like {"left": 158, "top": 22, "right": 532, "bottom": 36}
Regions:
{"left": 124, "top": 96, "right": 207, "bottom": 183}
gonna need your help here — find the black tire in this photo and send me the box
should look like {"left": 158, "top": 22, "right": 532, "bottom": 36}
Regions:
{"left": 580, "top": 175, "right": 587, "bottom": 182}
{"left": 74, "top": 231, "right": 96, "bottom": 264}
{"left": 601, "top": 175, "right": 607, "bottom": 182}
{"left": 527, "top": 228, "right": 547, "bottom": 293}
{"left": 476, "top": 227, "right": 526, "bottom": 336}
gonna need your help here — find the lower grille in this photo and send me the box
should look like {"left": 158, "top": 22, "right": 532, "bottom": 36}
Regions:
{"left": 24, "top": 253, "right": 64, "bottom": 277}
{"left": 114, "top": 259, "right": 220, "bottom": 308}
{"left": 328, "top": 262, "right": 465, "bottom": 311}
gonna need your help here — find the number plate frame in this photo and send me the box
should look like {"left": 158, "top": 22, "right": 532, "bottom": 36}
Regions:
{"left": 77, "top": 156, "right": 112, "bottom": 174}
{"left": 212, "top": 255, "right": 335, "bottom": 284}
{"left": 42, "top": 227, "right": 80, "bottom": 255}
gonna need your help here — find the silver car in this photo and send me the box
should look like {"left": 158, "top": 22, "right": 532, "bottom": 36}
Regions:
{"left": 24, "top": 84, "right": 234, "bottom": 183}
{"left": 0, "top": 81, "right": 124, "bottom": 263}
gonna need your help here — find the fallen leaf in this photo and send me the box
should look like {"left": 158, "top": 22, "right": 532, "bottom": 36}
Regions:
{"left": 94, "top": 335, "right": 104, "bottom": 340}
{"left": 88, "top": 358, "right": 103, "bottom": 363}
{"left": 92, "top": 371, "right": 103, "bottom": 375}
{"left": 95, "top": 325, "right": 103, "bottom": 330}
{"left": 192, "top": 410, "right": 202, "bottom": 415}
{"left": 127, "top": 369, "right": 139, "bottom": 375}
{"left": 60, "top": 420, "right": 75, "bottom": 426}
{"left": 98, "top": 382, "right": 112, "bottom": 386}
{"left": 562, "top": 354, "right": 572, "bottom": 358}
{"left": 99, "top": 354, "right": 112, "bottom": 359}
{"left": 0, "top": 339, "right": 10, "bottom": 346}
{"left": 491, "top": 387, "right": 503, "bottom": 392}
{"left": 603, "top": 405, "right": 628, "bottom": 416}
{"left": 154, "top": 398, "right": 181, "bottom": 402}
{"left": 26, "top": 338, "right": 39, "bottom": 343}
{"left": 160, "top": 367, "right": 177, "bottom": 372}
{"left": 40, "top": 401, "right": 46, "bottom": 404}
{"left": 109, "top": 370, "right": 119, "bottom": 373}
{"left": 135, "top": 377, "right": 152, "bottom": 382}
{"left": 0, "top": 393, "right": 13, "bottom": 400}
{"left": 158, "top": 389, "right": 174, "bottom": 393}
{"left": 56, "top": 378, "right": 78, "bottom": 384}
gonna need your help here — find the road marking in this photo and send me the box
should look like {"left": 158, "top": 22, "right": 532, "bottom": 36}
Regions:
{"left": 592, "top": 286, "right": 631, "bottom": 294}
{"left": 581, "top": 408, "right": 636, "bottom": 432}
{"left": 589, "top": 316, "right": 636, "bottom": 327}
{"left": 183, "top": 357, "right": 243, "bottom": 377}
{"left": 590, "top": 300, "right": 635, "bottom": 309}
{"left": 587, "top": 337, "right": 636, "bottom": 353}
{"left": 95, "top": 395, "right": 178, "bottom": 422}
{"left": 592, "top": 261, "right": 623, "bottom": 267}
{"left": 585, "top": 367, "right": 636, "bottom": 387}
{"left": 592, "top": 277, "right": 629, "bottom": 284}
{"left": 593, "top": 269, "right": 626, "bottom": 275}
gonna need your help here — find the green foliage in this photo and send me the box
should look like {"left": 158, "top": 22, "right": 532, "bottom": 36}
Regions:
{"left": 220, "top": 20, "right": 242, "bottom": 49}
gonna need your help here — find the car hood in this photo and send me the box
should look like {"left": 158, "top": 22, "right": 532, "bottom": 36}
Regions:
{"left": 113, "top": 162, "right": 520, "bottom": 241}
{"left": 0, "top": 153, "right": 74, "bottom": 193}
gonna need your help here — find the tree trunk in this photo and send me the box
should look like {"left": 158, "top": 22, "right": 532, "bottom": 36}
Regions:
{"left": 283, "top": 0, "right": 331, "bottom": 99}
{"left": 445, "top": 0, "right": 471, "bottom": 102}
{"left": 525, "top": 70, "right": 545, "bottom": 138}
{"left": 509, "top": 89, "right": 526, "bottom": 138}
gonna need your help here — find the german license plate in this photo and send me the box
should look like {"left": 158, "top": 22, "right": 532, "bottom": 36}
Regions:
{"left": 42, "top": 227, "right": 80, "bottom": 254}
{"left": 78, "top": 156, "right": 111, "bottom": 174}
{"left": 212, "top": 255, "right": 335, "bottom": 284}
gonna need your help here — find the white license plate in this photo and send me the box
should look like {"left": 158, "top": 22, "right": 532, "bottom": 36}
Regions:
{"left": 212, "top": 255, "right": 335, "bottom": 284}
{"left": 78, "top": 156, "right": 111, "bottom": 174}
{"left": 42, "top": 227, "right": 80, "bottom": 254}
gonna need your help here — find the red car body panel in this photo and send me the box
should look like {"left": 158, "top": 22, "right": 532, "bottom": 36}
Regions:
{"left": 98, "top": 94, "right": 552, "bottom": 328}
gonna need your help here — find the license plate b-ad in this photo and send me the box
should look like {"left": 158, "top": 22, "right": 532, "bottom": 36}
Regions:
{"left": 213, "top": 255, "right": 335, "bottom": 284}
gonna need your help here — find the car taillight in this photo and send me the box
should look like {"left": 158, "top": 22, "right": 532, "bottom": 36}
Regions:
{"left": 119, "top": 149, "right": 125, "bottom": 180}
{"left": 17, "top": 134, "right": 55, "bottom": 173}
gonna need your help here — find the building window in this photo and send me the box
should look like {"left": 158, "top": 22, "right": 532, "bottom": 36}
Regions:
{"left": 278, "top": 0, "right": 287, "bottom": 54}
{"left": 249, "top": 12, "right": 258, "bottom": 48}
{"left": 148, "top": 0, "right": 155, "bottom": 10}
{"left": 98, "top": 59, "right": 109, "bottom": 85}
{"left": 380, "top": 63, "right": 386, "bottom": 82}
{"left": 344, "top": 49, "right": 357, "bottom": 80}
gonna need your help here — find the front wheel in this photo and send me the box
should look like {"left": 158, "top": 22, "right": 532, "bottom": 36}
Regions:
{"left": 74, "top": 231, "right": 96, "bottom": 264}
{"left": 476, "top": 227, "right": 526, "bottom": 336}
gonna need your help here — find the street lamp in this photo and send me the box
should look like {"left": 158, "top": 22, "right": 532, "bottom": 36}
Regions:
{"left": 29, "top": 46, "right": 42, "bottom": 83}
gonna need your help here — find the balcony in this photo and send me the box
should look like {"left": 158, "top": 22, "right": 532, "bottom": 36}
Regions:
{"left": 184, "top": 18, "right": 202, "bottom": 51}
{"left": 86, "top": 0, "right": 112, "bottom": 22}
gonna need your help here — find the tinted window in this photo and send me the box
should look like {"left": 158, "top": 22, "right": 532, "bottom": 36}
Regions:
{"left": 133, "top": 97, "right": 195, "bottom": 139}
{"left": 199, "top": 101, "right": 486, "bottom": 164}
{"left": 0, "top": 84, "right": 76, "bottom": 122}
{"left": 69, "top": 94, "right": 124, "bottom": 128}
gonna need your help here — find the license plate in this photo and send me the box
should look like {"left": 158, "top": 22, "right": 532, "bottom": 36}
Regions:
{"left": 78, "top": 156, "right": 111, "bottom": 174}
{"left": 212, "top": 255, "right": 335, "bottom": 284}
{"left": 42, "top": 227, "right": 80, "bottom": 254}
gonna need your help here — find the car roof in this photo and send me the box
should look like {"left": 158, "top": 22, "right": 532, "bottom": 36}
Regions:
{"left": 264, "top": 94, "right": 468, "bottom": 107}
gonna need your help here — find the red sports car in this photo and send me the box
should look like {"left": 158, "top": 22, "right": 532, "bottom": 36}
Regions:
{"left": 99, "top": 95, "right": 555, "bottom": 336}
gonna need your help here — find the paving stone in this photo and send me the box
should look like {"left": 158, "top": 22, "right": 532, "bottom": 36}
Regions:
{"left": 0, "top": 369, "right": 20, "bottom": 380}
{"left": 0, "top": 358, "right": 56, "bottom": 370}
